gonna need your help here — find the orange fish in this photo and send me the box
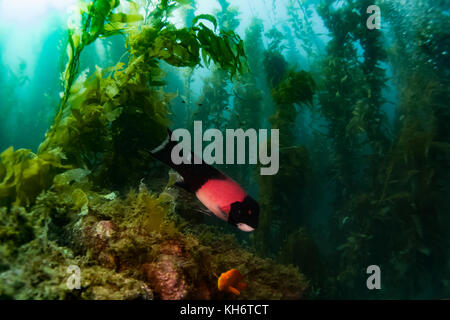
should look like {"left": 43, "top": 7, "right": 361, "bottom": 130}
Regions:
{"left": 217, "top": 269, "right": 247, "bottom": 295}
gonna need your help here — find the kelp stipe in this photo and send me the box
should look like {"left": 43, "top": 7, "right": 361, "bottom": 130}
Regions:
{"left": 253, "top": 26, "right": 316, "bottom": 259}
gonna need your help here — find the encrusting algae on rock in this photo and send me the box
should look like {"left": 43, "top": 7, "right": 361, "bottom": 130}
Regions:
{"left": 0, "top": 173, "right": 308, "bottom": 300}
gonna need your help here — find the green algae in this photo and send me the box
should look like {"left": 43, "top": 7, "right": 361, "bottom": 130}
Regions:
{"left": 0, "top": 2, "right": 308, "bottom": 299}
{"left": 0, "top": 147, "right": 70, "bottom": 207}
{"left": 0, "top": 175, "right": 308, "bottom": 299}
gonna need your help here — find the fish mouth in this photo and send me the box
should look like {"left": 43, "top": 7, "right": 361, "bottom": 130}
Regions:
{"left": 227, "top": 196, "right": 260, "bottom": 231}
{"left": 236, "top": 223, "right": 255, "bottom": 232}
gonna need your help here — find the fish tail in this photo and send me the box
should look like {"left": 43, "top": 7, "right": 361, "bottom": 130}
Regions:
{"left": 146, "top": 129, "right": 225, "bottom": 193}
{"left": 145, "top": 130, "right": 193, "bottom": 182}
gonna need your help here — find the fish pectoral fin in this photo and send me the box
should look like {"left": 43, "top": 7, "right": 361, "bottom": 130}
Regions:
{"left": 228, "top": 286, "right": 241, "bottom": 295}
{"left": 216, "top": 206, "right": 229, "bottom": 220}
{"left": 194, "top": 207, "right": 213, "bottom": 217}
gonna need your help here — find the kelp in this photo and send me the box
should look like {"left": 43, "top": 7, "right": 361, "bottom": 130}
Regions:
{"left": 263, "top": 28, "right": 288, "bottom": 89}
{"left": 272, "top": 70, "right": 315, "bottom": 106}
{"left": 60, "top": 0, "right": 136, "bottom": 116}
{"left": 190, "top": 0, "right": 242, "bottom": 136}
{"left": 43, "top": 0, "right": 246, "bottom": 154}
{"left": 216, "top": 0, "right": 240, "bottom": 31}
{"left": 255, "top": 32, "right": 316, "bottom": 260}
{"left": 128, "top": 0, "right": 246, "bottom": 76}
{"left": 226, "top": 17, "right": 267, "bottom": 196}
{"left": 38, "top": 58, "right": 172, "bottom": 168}
{"left": 314, "top": 0, "right": 450, "bottom": 299}
{"left": 333, "top": 69, "right": 450, "bottom": 298}
{"left": 0, "top": 147, "right": 70, "bottom": 207}
{"left": 312, "top": 0, "right": 391, "bottom": 298}
{"left": 31, "top": 0, "right": 246, "bottom": 189}
{"left": 3, "top": 0, "right": 448, "bottom": 301}
{"left": 0, "top": 0, "right": 250, "bottom": 261}
{"left": 286, "top": 0, "right": 323, "bottom": 62}
{"left": 127, "top": 19, "right": 246, "bottom": 75}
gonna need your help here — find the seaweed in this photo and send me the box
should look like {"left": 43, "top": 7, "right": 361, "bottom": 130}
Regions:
{"left": 286, "top": 0, "right": 323, "bottom": 62}
{"left": 0, "top": 0, "right": 309, "bottom": 301}
{"left": 192, "top": 0, "right": 242, "bottom": 134}
{"left": 0, "top": 147, "right": 70, "bottom": 207}
{"left": 1, "top": 0, "right": 448, "bottom": 301}
{"left": 315, "top": 0, "right": 450, "bottom": 298}
{"left": 31, "top": 0, "right": 247, "bottom": 190}
{"left": 228, "top": 18, "right": 268, "bottom": 186}
{"left": 254, "top": 31, "right": 317, "bottom": 264}
{"left": 0, "top": 172, "right": 308, "bottom": 299}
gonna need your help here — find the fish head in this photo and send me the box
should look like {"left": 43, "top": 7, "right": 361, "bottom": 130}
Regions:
{"left": 228, "top": 195, "right": 259, "bottom": 232}
{"left": 218, "top": 272, "right": 231, "bottom": 291}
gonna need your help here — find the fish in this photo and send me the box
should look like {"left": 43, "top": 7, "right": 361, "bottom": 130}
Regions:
{"left": 217, "top": 269, "right": 247, "bottom": 296}
{"left": 147, "top": 130, "right": 259, "bottom": 232}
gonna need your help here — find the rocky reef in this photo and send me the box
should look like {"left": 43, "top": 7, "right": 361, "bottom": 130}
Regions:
{"left": 0, "top": 167, "right": 308, "bottom": 300}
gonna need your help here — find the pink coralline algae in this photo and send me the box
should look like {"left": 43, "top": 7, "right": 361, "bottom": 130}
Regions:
{"left": 95, "top": 220, "right": 116, "bottom": 241}
{"left": 80, "top": 220, "right": 118, "bottom": 269}
{"left": 143, "top": 254, "right": 189, "bottom": 300}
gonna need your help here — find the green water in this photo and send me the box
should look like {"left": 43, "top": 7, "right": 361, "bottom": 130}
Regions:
{"left": 0, "top": 0, "right": 449, "bottom": 300}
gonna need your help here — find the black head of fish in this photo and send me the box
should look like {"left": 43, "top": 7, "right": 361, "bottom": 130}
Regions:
{"left": 228, "top": 196, "right": 259, "bottom": 232}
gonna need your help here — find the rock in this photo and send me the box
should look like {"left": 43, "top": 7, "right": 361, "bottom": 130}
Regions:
{"left": 80, "top": 267, "right": 153, "bottom": 300}
{"left": 143, "top": 254, "right": 189, "bottom": 300}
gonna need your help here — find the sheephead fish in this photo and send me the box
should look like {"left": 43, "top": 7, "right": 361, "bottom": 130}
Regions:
{"left": 147, "top": 131, "right": 259, "bottom": 232}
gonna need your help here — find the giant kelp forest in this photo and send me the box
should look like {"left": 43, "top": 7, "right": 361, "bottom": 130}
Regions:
{"left": 0, "top": 0, "right": 449, "bottom": 299}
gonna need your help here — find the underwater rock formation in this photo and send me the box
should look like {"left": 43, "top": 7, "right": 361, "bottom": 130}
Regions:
{"left": 0, "top": 171, "right": 308, "bottom": 300}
